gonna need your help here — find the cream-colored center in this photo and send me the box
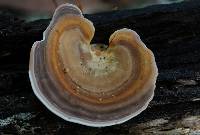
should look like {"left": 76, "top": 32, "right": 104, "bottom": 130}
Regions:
{"left": 58, "top": 28, "right": 134, "bottom": 95}
{"left": 84, "top": 45, "right": 118, "bottom": 77}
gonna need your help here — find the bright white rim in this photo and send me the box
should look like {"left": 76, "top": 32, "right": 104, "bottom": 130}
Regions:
{"left": 29, "top": 42, "right": 155, "bottom": 127}
{"left": 28, "top": 3, "right": 156, "bottom": 127}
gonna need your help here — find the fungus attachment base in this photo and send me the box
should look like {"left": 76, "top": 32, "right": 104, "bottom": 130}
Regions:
{"left": 55, "top": 29, "right": 136, "bottom": 103}
{"left": 29, "top": 3, "right": 158, "bottom": 127}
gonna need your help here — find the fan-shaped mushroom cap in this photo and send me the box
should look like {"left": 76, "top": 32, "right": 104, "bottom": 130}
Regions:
{"left": 29, "top": 3, "right": 158, "bottom": 127}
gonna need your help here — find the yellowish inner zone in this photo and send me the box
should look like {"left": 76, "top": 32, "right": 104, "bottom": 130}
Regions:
{"left": 58, "top": 28, "right": 134, "bottom": 95}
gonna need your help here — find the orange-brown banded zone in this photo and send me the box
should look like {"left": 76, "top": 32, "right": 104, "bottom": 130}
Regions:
{"left": 46, "top": 16, "right": 156, "bottom": 105}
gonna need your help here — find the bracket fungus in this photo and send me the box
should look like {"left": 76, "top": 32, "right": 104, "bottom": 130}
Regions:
{"left": 29, "top": 3, "right": 158, "bottom": 127}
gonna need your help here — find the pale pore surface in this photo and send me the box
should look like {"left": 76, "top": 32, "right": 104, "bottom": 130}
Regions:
{"left": 58, "top": 28, "right": 134, "bottom": 95}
